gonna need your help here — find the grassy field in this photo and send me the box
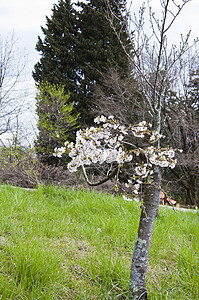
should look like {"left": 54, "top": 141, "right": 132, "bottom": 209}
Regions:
{"left": 0, "top": 184, "right": 198, "bottom": 299}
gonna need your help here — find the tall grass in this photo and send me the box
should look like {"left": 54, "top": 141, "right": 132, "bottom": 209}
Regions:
{"left": 0, "top": 184, "right": 198, "bottom": 299}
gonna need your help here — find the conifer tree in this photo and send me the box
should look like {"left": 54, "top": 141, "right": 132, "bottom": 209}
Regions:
{"left": 33, "top": 0, "right": 79, "bottom": 100}
{"left": 33, "top": 0, "right": 130, "bottom": 126}
{"left": 76, "top": 0, "right": 130, "bottom": 121}
{"left": 33, "top": 0, "right": 130, "bottom": 163}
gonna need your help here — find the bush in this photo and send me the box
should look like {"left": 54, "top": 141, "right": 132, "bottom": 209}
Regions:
{"left": 0, "top": 145, "right": 85, "bottom": 189}
{"left": 0, "top": 146, "right": 39, "bottom": 188}
{"left": 0, "top": 146, "right": 131, "bottom": 194}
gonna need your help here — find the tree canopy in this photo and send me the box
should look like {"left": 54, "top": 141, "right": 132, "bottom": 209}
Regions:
{"left": 33, "top": 0, "right": 130, "bottom": 127}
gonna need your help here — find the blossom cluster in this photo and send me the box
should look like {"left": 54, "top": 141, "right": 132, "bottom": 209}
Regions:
{"left": 54, "top": 115, "right": 179, "bottom": 200}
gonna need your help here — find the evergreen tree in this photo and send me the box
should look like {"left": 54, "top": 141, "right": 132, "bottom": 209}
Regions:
{"left": 77, "top": 0, "right": 129, "bottom": 78}
{"left": 35, "top": 81, "right": 79, "bottom": 164}
{"left": 33, "top": 0, "right": 130, "bottom": 162}
{"left": 76, "top": 0, "right": 130, "bottom": 121}
{"left": 33, "top": 0, "right": 80, "bottom": 101}
{"left": 33, "top": 0, "right": 130, "bottom": 125}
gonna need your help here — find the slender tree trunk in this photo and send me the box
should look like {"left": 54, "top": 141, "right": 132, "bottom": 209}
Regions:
{"left": 130, "top": 167, "right": 161, "bottom": 299}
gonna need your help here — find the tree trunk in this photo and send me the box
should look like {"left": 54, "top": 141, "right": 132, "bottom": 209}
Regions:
{"left": 130, "top": 167, "right": 161, "bottom": 299}
{"left": 185, "top": 174, "right": 198, "bottom": 207}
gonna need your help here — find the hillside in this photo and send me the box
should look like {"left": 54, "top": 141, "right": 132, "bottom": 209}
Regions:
{"left": 0, "top": 185, "right": 198, "bottom": 299}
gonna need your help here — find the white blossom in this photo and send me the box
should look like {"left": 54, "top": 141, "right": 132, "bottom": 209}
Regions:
{"left": 94, "top": 116, "right": 100, "bottom": 124}
{"left": 123, "top": 195, "right": 133, "bottom": 201}
{"left": 119, "top": 125, "right": 128, "bottom": 135}
{"left": 64, "top": 141, "right": 70, "bottom": 147}
{"left": 138, "top": 121, "right": 146, "bottom": 126}
{"left": 53, "top": 147, "right": 66, "bottom": 158}
{"left": 118, "top": 134, "right": 124, "bottom": 141}
{"left": 99, "top": 115, "right": 107, "bottom": 122}
{"left": 169, "top": 159, "right": 177, "bottom": 169}
{"left": 135, "top": 165, "right": 148, "bottom": 177}
{"left": 54, "top": 116, "right": 179, "bottom": 199}
{"left": 134, "top": 197, "right": 140, "bottom": 203}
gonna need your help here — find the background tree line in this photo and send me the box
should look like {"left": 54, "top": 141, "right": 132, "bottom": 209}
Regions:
{"left": 33, "top": 0, "right": 198, "bottom": 207}
{"left": 0, "top": 0, "right": 198, "bottom": 207}
{"left": 33, "top": 0, "right": 131, "bottom": 162}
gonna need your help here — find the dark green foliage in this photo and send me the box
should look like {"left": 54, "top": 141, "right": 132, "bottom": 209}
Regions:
{"left": 33, "top": 1, "right": 79, "bottom": 90}
{"left": 33, "top": 0, "right": 130, "bottom": 128}
{"left": 35, "top": 81, "right": 79, "bottom": 164}
{"left": 77, "top": 0, "right": 130, "bottom": 81}
{"left": 76, "top": 0, "right": 130, "bottom": 121}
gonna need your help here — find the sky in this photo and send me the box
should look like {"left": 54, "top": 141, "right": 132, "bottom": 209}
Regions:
{"left": 0, "top": 0, "right": 198, "bottom": 144}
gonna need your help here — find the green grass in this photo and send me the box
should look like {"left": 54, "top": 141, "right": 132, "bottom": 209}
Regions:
{"left": 0, "top": 184, "right": 198, "bottom": 299}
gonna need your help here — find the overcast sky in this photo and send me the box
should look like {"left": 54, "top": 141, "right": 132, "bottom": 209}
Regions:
{"left": 0, "top": 0, "right": 198, "bottom": 143}
{"left": 0, "top": 0, "right": 198, "bottom": 77}
{"left": 0, "top": 0, "right": 55, "bottom": 76}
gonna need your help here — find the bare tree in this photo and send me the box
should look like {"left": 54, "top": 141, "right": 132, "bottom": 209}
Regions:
{"left": 0, "top": 33, "right": 28, "bottom": 144}
{"left": 93, "top": 68, "right": 148, "bottom": 125}
{"left": 94, "top": 54, "right": 199, "bottom": 207}
{"left": 163, "top": 52, "right": 199, "bottom": 207}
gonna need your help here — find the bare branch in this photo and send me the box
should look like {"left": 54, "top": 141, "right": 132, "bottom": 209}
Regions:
{"left": 0, "top": 33, "right": 29, "bottom": 142}
{"left": 165, "top": 0, "right": 192, "bottom": 33}
{"left": 105, "top": 0, "right": 156, "bottom": 114}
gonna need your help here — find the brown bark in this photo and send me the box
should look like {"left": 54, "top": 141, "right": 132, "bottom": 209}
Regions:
{"left": 130, "top": 167, "right": 161, "bottom": 299}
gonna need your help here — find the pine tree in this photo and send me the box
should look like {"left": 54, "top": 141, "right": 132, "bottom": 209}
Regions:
{"left": 76, "top": 0, "right": 130, "bottom": 122}
{"left": 33, "top": 0, "right": 80, "bottom": 102}
{"left": 33, "top": 0, "right": 130, "bottom": 162}
{"left": 33, "top": 0, "right": 130, "bottom": 116}
{"left": 77, "top": 0, "right": 129, "bottom": 77}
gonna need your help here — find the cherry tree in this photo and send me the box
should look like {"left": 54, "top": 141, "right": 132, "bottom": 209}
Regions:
{"left": 54, "top": 115, "right": 180, "bottom": 299}
{"left": 99, "top": 1, "right": 194, "bottom": 297}
{"left": 55, "top": 0, "right": 194, "bottom": 298}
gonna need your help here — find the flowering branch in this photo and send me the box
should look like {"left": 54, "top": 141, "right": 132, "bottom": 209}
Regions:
{"left": 54, "top": 115, "right": 181, "bottom": 200}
